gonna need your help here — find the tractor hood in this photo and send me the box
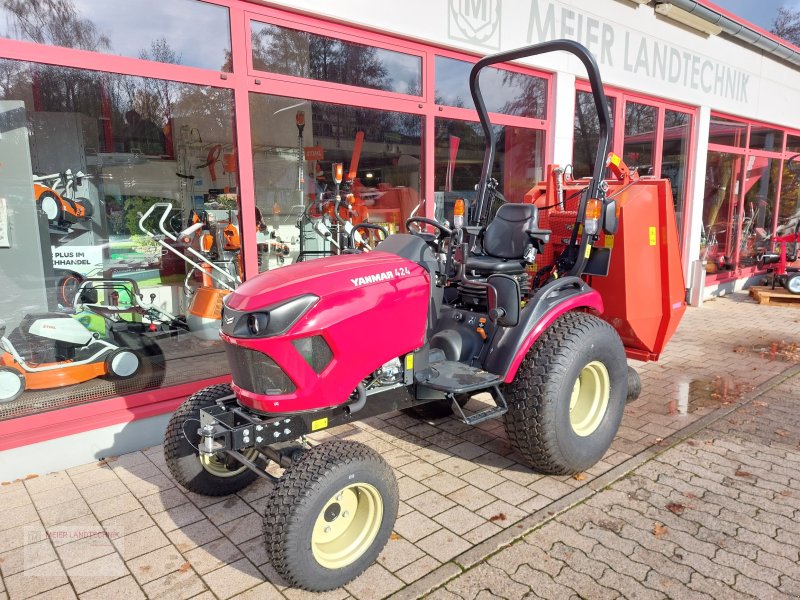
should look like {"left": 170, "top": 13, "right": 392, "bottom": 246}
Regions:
{"left": 221, "top": 251, "right": 432, "bottom": 414}
{"left": 226, "top": 251, "right": 426, "bottom": 312}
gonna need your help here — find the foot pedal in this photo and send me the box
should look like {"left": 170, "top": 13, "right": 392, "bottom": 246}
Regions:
{"left": 415, "top": 361, "right": 500, "bottom": 394}
{"left": 452, "top": 385, "right": 508, "bottom": 425}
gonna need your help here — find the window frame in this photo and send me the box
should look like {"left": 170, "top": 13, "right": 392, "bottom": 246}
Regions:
{"left": 245, "top": 8, "right": 428, "bottom": 103}
{"left": 704, "top": 110, "right": 793, "bottom": 284}
{"left": 574, "top": 81, "right": 698, "bottom": 256}
{"left": 0, "top": 0, "right": 553, "bottom": 437}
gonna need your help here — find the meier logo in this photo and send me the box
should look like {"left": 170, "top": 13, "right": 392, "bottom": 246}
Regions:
{"left": 448, "top": 0, "right": 501, "bottom": 49}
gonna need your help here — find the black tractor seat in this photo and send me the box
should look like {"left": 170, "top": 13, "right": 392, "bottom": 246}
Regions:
{"left": 465, "top": 255, "right": 527, "bottom": 274}
{"left": 465, "top": 203, "right": 550, "bottom": 275}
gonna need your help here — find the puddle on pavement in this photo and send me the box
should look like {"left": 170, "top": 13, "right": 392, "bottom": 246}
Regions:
{"left": 667, "top": 377, "right": 751, "bottom": 415}
{"left": 733, "top": 340, "right": 800, "bottom": 362}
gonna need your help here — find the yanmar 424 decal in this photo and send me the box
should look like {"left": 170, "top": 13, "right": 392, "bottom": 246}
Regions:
{"left": 350, "top": 266, "right": 411, "bottom": 286}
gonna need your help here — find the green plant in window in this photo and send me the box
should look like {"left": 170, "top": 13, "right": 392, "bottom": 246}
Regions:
{"left": 122, "top": 196, "right": 175, "bottom": 261}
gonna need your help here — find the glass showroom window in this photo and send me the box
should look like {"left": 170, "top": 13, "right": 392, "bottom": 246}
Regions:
{"left": 434, "top": 119, "right": 545, "bottom": 224}
{"left": 572, "top": 89, "right": 693, "bottom": 249}
{"left": 434, "top": 56, "right": 548, "bottom": 118}
{"left": 249, "top": 93, "right": 423, "bottom": 270}
{"left": 622, "top": 102, "right": 657, "bottom": 176}
{"left": 572, "top": 91, "right": 616, "bottom": 179}
{"left": 703, "top": 114, "right": 786, "bottom": 276}
{"left": 0, "top": 0, "right": 233, "bottom": 71}
{"left": 250, "top": 21, "right": 422, "bottom": 95}
{"left": 701, "top": 151, "right": 743, "bottom": 273}
{"left": 432, "top": 56, "right": 548, "bottom": 223}
{"left": 779, "top": 138, "right": 800, "bottom": 236}
{"left": 738, "top": 157, "right": 778, "bottom": 269}
{"left": 661, "top": 110, "right": 692, "bottom": 236}
{"left": 0, "top": 60, "right": 239, "bottom": 416}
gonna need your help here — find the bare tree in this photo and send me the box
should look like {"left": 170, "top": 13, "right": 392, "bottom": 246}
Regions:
{"left": 772, "top": 7, "right": 800, "bottom": 46}
{"left": 3, "top": 0, "right": 110, "bottom": 51}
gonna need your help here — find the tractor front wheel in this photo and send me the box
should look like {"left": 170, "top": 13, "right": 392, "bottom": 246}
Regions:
{"left": 263, "top": 440, "right": 398, "bottom": 591}
{"left": 503, "top": 312, "right": 627, "bottom": 475}
{"left": 164, "top": 384, "right": 262, "bottom": 496}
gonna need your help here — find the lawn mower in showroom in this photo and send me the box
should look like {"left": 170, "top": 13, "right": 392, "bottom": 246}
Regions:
{"left": 757, "top": 219, "right": 800, "bottom": 293}
{"left": 164, "top": 40, "right": 686, "bottom": 591}
{"left": 33, "top": 169, "right": 93, "bottom": 229}
{"left": 0, "top": 313, "right": 140, "bottom": 403}
{"left": 139, "top": 203, "right": 242, "bottom": 340}
{"left": 71, "top": 277, "right": 187, "bottom": 361}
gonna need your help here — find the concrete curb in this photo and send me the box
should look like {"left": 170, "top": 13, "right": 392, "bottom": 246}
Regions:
{"left": 388, "top": 362, "right": 800, "bottom": 600}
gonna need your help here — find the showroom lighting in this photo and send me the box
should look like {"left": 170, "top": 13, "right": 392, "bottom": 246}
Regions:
{"left": 365, "top": 172, "right": 374, "bottom": 179}
{"left": 655, "top": 3, "right": 723, "bottom": 35}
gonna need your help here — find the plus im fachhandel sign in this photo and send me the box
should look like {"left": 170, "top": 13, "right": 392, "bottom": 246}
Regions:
{"left": 448, "top": 0, "right": 751, "bottom": 103}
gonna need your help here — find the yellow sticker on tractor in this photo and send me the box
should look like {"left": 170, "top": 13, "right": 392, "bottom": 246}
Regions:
{"left": 604, "top": 234, "right": 614, "bottom": 249}
{"left": 648, "top": 226, "right": 657, "bottom": 246}
{"left": 405, "top": 354, "right": 414, "bottom": 370}
{"left": 584, "top": 244, "right": 592, "bottom": 258}
{"left": 311, "top": 417, "right": 328, "bottom": 432}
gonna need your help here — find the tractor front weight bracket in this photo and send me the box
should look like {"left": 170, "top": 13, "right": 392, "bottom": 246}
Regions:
{"left": 198, "top": 402, "right": 311, "bottom": 457}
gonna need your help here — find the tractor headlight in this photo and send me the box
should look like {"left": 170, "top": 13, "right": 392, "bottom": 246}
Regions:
{"left": 247, "top": 313, "right": 269, "bottom": 335}
{"left": 226, "top": 294, "right": 319, "bottom": 338}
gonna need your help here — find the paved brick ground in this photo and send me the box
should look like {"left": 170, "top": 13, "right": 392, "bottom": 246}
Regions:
{"left": 425, "top": 371, "right": 800, "bottom": 600}
{"left": 0, "top": 292, "right": 799, "bottom": 599}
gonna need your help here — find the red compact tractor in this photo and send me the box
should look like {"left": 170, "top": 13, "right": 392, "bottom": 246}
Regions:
{"left": 164, "top": 40, "right": 686, "bottom": 591}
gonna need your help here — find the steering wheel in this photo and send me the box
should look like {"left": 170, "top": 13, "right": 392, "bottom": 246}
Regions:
{"left": 406, "top": 217, "right": 459, "bottom": 276}
{"left": 405, "top": 217, "right": 452, "bottom": 239}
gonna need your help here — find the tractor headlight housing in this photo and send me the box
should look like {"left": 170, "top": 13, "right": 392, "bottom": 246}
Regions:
{"left": 223, "top": 294, "right": 319, "bottom": 339}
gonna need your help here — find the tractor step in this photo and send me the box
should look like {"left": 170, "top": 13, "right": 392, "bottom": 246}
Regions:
{"left": 453, "top": 385, "right": 508, "bottom": 425}
{"left": 416, "top": 361, "right": 501, "bottom": 394}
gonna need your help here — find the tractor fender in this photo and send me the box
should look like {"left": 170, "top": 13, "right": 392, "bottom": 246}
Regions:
{"left": 483, "top": 276, "right": 604, "bottom": 383}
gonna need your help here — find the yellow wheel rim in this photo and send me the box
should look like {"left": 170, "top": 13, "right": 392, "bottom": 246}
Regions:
{"left": 569, "top": 360, "right": 611, "bottom": 437}
{"left": 199, "top": 448, "right": 258, "bottom": 478}
{"left": 311, "top": 483, "right": 383, "bottom": 570}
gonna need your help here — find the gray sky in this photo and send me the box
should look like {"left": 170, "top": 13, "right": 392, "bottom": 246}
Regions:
{"left": 713, "top": 0, "right": 800, "bottom": 32}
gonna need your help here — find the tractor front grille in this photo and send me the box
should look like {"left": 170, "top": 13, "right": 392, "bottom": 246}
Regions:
{"left": 225, "top": 345, "right": 295, "bottom": 395}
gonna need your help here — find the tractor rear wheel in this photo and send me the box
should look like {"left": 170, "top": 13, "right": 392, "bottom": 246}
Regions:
{"left": 263, "top": 440, "right": 398, "bottom": 591}
{"left": 627, "top": 366, "right": 642, "bottom": 402}
{"left": 164, "top": 384, "right": 261, "bottom": 496}
{"left": 503, "top": 312, "right": 627, "bottom": 475}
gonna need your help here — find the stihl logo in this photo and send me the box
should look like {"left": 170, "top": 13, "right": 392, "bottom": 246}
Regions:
{"left": 351, "top": 271, "right": 395, "bottom": 286}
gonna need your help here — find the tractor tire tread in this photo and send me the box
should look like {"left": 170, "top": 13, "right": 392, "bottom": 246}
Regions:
{"left": 164, "top": 383, "right": 258, "bottom": 496}
{"left": 627, "top": 366, "right": 642, "bottom": 402}
{"left": 263, "top": 440, "right": 397, "bottom": 591}
{"left": 502, "top": 311, "right": 623, "bottom": 475}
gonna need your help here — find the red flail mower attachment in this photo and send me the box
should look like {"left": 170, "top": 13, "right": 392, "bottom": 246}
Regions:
{"left": 525, "top": 153, "right": 686, "bottom": 361}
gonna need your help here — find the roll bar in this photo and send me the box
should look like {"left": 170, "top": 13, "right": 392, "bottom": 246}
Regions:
{"left": 469, "top": 40, "right": 610, "bottom": 228}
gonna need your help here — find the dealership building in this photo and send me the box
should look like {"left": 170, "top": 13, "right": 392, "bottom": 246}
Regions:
{"left": 1, "top": 0, "right": 799, "bottom": 477}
